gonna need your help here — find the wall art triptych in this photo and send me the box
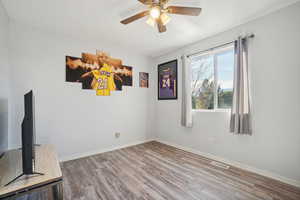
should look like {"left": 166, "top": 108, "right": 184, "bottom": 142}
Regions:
{"left": 66, "top": 51, "right": 133, "bottom": 96}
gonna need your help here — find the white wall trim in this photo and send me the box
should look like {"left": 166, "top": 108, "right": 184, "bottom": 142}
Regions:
{"left": 157, "top": 140, "right": 300, "bottom": 188}
{"left": 60, "top": 139, "right": 155, "bottom": 162}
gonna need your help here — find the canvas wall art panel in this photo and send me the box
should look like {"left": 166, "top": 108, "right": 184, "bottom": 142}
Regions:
{"left": 120, "top": 66, "right": 133, "bottom": 86}
{"left": 66, "top": 56, "right": 86, "bottom": 83}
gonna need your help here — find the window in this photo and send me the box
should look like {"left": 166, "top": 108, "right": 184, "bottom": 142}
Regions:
{"left": 191, "top": 45, "right": 234, "bottom": 111}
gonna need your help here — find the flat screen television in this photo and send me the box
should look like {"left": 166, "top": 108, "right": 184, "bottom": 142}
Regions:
{"left": 21, "top": 90, "right": 35, "bottom": 174}
{"left": 0, "top": 99, "right": 8, "bottom": 158}
{"left": 5, "top": 90, "right": 43, "bottom": 186}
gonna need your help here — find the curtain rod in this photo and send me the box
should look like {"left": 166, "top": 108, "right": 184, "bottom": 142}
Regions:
{"left": 186, "top": 34, "right": 255, "bottom": 58}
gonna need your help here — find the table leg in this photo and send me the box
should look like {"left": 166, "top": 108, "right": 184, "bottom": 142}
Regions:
{"left": 52, "top": 182, "right": 63, "bottom": 200}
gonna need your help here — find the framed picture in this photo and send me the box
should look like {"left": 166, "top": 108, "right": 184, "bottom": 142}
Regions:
{"left": 158, "top": 59, "right": 178, "bottom": 100}
{"left": 139, "top": 72, "right": 149, "bottom": 88}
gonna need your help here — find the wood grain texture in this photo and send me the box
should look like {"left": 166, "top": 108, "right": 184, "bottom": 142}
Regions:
{"left": 167, "top": 6, "right": 202, "bottom": 16}
{"left": 60, "top": 141, "right": 300, "bottom": 200}
{"left": 120, "top": 11, "right": 149, "bottom": 25}
{"left": 0, "top": 145, "right": 62, "bottom": 197}
{"left": 138, "top": 0, "right": 152, "bottom": 5}
{"left": 13, "top": 141, "right": 300, "bottom": 200}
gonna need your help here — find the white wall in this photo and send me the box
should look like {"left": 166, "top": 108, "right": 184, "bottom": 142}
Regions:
{"left": 153, "top": 2, "right": 300, "bottom": 185}
{"left": 4, "top": 0, "right": 300, "bottom": 188}
{"left": 8, "top": 21, "right": 153, "bottom": 160}
{"left": 0, "top": 1, "right": 9, "bottom": 154}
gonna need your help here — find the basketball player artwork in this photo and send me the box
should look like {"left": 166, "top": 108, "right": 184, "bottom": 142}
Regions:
{"left": 158, "top": 60, "right": 178, "bottom": 100}
{"left": 65, "top": 51, "right": 133, "bottom": 96}
{"left": 117, "top": 66, "right": 133, "bottom": 86}
{"left": 139, "top": 72, "right": 149, "bottom": 88}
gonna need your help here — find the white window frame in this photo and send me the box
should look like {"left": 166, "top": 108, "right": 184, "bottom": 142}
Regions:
{"left": 191, "top": 45, "right": 234, "bottom": 112}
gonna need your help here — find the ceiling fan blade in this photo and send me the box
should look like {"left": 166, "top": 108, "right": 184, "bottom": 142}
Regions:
{"left": 138, "top": 0, "right": 153, "bottom": 5}
{"left": 160, "top": 0, "right": 171, "bottom": 5}
{"left": 157, "top": 18, "right": 167, "bottom": 33}
{"left": 120, "top": 11, "right": 149, "bottom": 25}
{"left": 167, "top": 6, "right": 202, "bottom": 16}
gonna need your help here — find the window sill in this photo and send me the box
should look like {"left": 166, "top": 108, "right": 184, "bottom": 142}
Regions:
{"left": 192, "top": 109, "right": 231, "bottom": 113}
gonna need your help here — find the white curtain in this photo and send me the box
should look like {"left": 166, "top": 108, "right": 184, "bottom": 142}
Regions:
{"left": 230, "top": 37, "right": 252, "bottom": 135}
{"left": 181, "top": 55, "right": 193, "bottom": 128}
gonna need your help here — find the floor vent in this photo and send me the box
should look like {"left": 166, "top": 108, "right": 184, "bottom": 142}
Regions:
{"left": 210, "top": 161, "right": 230, "bottom": 169}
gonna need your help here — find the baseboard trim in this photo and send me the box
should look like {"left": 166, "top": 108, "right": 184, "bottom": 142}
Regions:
{"left": 157, "top": 140, "right": 300, "bottom": 188}
{"left": 60, "top": 139, "right": 155, "bottom": 162}
{"left": 59, "top": 138, "right": 300, "bottom": 188}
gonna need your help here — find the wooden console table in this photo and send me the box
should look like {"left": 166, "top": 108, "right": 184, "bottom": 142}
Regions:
{"left": 0, "top": 145, "right": 63, "bottom": 199}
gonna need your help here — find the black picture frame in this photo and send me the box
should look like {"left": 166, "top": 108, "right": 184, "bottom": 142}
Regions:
{"left": 158, "top": 59, "right": 178, "bottom": 100}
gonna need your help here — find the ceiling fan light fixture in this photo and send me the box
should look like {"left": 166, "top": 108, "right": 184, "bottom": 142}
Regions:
{"left": 146, "top": 17, "right": 156, "bottom": 27}
{"left": 150, "top": 7, "right": 160, "bottom": 19}
{"left": 120, "top": 0, "right": 202, "bottom": 33}
{"left": 160, "top": 13, "right": 171, "bottom": 26}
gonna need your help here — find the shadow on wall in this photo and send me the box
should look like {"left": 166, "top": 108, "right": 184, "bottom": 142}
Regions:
{"left": 0, "top": 98, "right": 8, "bottom": 156}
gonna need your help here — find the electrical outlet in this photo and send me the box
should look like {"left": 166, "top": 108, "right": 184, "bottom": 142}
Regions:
{"left": 115, "top": 132, "right": 121, "bottom": 138}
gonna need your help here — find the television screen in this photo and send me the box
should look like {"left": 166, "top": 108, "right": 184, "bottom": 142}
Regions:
{"left": 22, "top": 90, "right": 36, "bottom": 174}
{"left": 0, "top": 99, "right": 8, "bottom": 157}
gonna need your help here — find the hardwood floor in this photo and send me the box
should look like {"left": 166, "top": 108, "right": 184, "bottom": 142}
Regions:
{"left": 60, "top": 141, "right": 300, "bottom": 200}
{"left": 15, "top": 141, "right": 300, "bottom": 200}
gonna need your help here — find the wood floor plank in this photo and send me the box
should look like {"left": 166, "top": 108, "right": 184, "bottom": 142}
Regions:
{"left": 15, "top": 141, "right": 300, "bottom": 200}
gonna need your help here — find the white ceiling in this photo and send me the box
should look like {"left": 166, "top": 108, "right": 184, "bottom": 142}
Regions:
{"left": 2, "top": 0, "right": 299, "bottom": 57}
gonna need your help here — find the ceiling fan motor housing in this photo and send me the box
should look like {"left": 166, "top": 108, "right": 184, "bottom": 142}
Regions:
{"left": 120, "top": 0, "right": 202, "bottom": 33}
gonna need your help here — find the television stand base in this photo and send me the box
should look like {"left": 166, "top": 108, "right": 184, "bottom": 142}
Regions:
{"left": 5, "top": 172, "right": 45, "bottom": 187}
{"left": 18, "top": 144, "right": 42, "bottom": 150}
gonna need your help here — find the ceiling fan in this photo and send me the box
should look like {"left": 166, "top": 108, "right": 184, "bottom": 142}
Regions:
{"left": 120, "top": 0, "right": 202, "bottom": 33}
